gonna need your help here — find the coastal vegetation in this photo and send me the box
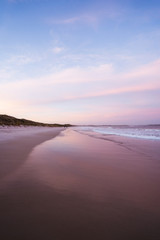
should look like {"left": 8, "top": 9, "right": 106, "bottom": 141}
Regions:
{"left": 0, "top": 114, "right": 71, "bottom": 127}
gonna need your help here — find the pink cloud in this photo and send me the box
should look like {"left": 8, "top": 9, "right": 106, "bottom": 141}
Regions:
{"left": 1, "top": 59, "right": 160, "bottom": 124}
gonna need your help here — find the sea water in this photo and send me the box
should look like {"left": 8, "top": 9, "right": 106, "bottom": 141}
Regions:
{"left": 79, "top": 125, "right": 160, "bottom": 140}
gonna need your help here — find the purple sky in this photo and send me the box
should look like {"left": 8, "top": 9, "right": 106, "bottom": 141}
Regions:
{"left": 0, "top": 0, "right": 160, "bottom": 124}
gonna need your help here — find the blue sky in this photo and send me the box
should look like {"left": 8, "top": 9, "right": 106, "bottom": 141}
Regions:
{"left": 0, "top": 0, "right": 160, "bottom": 124}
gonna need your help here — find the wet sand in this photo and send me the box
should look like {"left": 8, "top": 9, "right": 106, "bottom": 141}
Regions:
{"left": 0, "top": 128, "right": 160, "bottom": 240}
{"left": 0, "top": 127, "right": 63, "bottom": 181}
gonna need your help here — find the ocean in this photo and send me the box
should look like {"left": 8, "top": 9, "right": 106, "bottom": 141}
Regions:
{"left": 78, "top": 125, "right": 160, "bottom": 140}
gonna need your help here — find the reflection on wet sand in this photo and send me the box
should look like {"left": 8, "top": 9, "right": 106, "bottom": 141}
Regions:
{"left": 0, "top": 129, "right": 160, "bottom": 240}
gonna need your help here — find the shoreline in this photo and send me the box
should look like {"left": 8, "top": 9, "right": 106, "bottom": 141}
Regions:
{"left": 0, "top": 127, "right": 63, "bottom": 180}
{"left": 76, "top": 128, "right": 160, "bottom": 160}
{"left": 0, "top": 128, "right": 160, "bottom": 239}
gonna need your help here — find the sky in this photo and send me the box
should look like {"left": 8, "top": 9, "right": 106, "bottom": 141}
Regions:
{"left": 0, "top": 0, "right": 160, "bottom": 124}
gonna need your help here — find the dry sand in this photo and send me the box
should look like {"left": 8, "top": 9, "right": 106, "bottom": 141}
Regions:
{"left": 0, "top": 128, "right": 160, "bottom": 240}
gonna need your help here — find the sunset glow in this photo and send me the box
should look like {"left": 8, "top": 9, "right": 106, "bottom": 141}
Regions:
{"left": 0, "top": 0, "right": 160, "bottom": 124}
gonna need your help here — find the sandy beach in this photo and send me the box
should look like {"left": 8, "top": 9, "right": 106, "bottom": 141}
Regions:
{"left": 0, "top": 127, "right": 63, "bottom": 181}
{"left": 0, "top": 127, "right": 160, "bottom": 240}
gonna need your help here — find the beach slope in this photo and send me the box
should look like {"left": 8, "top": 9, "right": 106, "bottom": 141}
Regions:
{"left": 0, "top": 126, "right": 63, "bottom": 180}
{"left": 0, "top": 128, "right": 160, "bottom": 240}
